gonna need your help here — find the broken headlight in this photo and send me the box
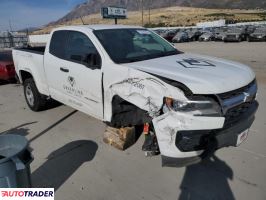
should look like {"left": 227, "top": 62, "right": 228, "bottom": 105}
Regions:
{"left": 163, "top": 96, "right": 222, "bottom": 116}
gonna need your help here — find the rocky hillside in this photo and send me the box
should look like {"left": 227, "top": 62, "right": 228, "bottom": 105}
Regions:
{"left": 52, "top": 0, "right": 266, "bottom": 24}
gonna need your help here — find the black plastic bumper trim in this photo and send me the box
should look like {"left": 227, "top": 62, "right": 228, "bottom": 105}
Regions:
{"left": 176, "top": 101, "right": 258, "bottom": 152}
{"left": 161, "top": 155, "right": 202, "bottom": 168}
{"left": 163, "top": 101, "right": 259, "bottom": 167}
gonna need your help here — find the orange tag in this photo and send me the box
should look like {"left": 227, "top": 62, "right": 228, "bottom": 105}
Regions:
{"left": 143, "top": 123, "right": 149, "bottom": 134}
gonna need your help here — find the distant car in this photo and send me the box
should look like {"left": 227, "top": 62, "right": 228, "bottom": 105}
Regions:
{"left": 199, "top": 32, "right": 215, "bottom": 41}
{"left": 248, "top": 28, "right": 266, "bottom": 42}
{"left": 161, "top": 30, "right": 178, "bottom": 42}
{"left": 0, "top": 51, "right": 16, "bottom": 82}
{"left": 172, "top": 31, "right": 189, "bottom": 43}
{"left": 213, "top": 27, "right": 227, "bottom": 41}
{"left": 244, "top": 25, "right": 256, "bottom": 41}
{"left": 214, "top": 32, "right": 225, "bottom": 41}
{"left": 187, "top": 30, "right": 202, "bottom": 41}
{"left": 224, "top": 28, "right": 245, "bottom": 42}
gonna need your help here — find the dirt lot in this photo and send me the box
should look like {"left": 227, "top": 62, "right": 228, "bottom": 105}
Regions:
{"left": 0, "top": 42, "right": 266, "bottom": 200}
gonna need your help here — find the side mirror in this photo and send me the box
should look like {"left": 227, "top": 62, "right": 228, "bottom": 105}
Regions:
{"left": 85, "top": 53, "right": 101, "bottom": 69}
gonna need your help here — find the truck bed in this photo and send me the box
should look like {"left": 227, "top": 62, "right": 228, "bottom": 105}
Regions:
{"left": 15, "top": 46, "right": 45, "bottom": 55}
{"left": 12, "top": 47, "right": 49, "bottom": 96}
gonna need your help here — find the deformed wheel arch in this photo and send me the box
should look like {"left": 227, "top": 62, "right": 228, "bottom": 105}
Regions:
{"left": 107, "top": 95, "right": 152, "bottom": 128}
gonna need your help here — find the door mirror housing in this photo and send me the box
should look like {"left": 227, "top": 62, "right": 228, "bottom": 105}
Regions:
{"left": 85, "top": 53, "right": 101, "bottom": 69}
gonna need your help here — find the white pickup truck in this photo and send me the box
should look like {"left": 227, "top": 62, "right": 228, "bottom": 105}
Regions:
{"left": 12, "top": 25, "right": 258, "bottom": 167}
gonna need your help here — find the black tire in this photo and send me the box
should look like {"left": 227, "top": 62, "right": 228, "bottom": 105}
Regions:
{"left": 23, "top": 78, "right": 47, "bottom": 111}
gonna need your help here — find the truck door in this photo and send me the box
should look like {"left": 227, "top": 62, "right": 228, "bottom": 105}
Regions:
{"left": 45, "top": 30, "right": 103, "bottom": 119}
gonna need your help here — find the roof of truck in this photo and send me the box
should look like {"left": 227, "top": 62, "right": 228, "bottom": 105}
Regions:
{"left": 54, "top": 24, "right": 144, "bottom": 31}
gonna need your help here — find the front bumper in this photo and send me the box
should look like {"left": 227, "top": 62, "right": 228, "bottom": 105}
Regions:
{"left": 176, "top": 101, "right": 258, "bottom": 152}
{"left": 153, "top": 101, "right": 258, "bottom": 167}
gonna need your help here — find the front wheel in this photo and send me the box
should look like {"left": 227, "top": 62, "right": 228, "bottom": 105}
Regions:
{"left": 24, "top": 78, "right": 47, "bottom": 111}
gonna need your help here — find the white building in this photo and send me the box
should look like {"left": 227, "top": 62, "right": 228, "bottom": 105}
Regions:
{"left": 197, "top": 19, "right": 226, "bottom": 28}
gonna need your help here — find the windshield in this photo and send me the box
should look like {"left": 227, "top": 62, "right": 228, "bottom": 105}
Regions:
{"left": 94, "top": 29, "right": 180, "bottom": 64}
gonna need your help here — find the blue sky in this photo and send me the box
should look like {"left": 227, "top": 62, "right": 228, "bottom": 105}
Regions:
{"left": 0, "top": 0, "right": 87, "bottom": 31}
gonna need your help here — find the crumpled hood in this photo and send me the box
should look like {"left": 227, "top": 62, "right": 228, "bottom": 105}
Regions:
{"left": 123, "top": 53, "right": 255, "bottom": 94}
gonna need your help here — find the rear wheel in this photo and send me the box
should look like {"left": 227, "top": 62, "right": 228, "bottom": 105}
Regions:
{"left": 23, "top": 78, "right": 47, "bottom": 111}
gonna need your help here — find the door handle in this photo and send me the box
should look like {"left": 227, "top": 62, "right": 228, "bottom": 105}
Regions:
{"left": 60, "top": 67, "right": 69, "bottom": 73}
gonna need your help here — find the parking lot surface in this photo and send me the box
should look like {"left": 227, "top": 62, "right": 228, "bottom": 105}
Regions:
{"left": 0, "top": 42, "right": 266, "bottom": 200}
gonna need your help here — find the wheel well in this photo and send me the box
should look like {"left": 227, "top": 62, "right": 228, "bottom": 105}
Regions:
{"left": 20, "top": 71, "right": 33, "bottom": 83}
{"left": 108, "top": 95, "right": 152, "bottom": 128}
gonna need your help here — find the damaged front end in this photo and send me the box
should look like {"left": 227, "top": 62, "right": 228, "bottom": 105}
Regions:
{"left": 105, "top": 68, "right": 258, "bottom": 168}
{"left": 153, "top": 97, "right": 225, "bottom": 167}
{"left": 153, "top": 80, "right": 258, "bottom": 167}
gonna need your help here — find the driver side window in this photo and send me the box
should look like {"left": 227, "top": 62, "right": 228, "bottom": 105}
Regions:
{"left": 65, "top": 31, "right": 101, "bottom": 69}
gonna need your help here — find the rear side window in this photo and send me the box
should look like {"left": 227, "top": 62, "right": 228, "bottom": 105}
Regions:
{"left": 49, "top": 30, "right": 101, "bottom": 68}
{"left": 65, "top": 31, "right": 99, "bottom": 64}
{"left": 49, "top": 30, "right": 68, "bottom": 58}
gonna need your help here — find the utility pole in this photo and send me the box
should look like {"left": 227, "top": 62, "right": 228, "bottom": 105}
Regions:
{"left": 148, "top": 8, "right": 150, "bottom": 25}
{"left": 148, "top": 0, "right": 151, "bottom": 25}
{"left": 9, "top": 19, "right": 13, "bottom": 32}
{"left": 80, "top": 16, "right": 85, "bottom": 25}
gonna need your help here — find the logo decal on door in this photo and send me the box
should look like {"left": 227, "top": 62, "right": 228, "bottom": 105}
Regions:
{"left": 68, "top": 76, "right": 76, "bottom": 87}
{"left": 63, "top": 76, "right": 83, "bottom": 97}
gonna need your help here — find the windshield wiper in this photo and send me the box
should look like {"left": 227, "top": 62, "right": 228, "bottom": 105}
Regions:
{"left": 152, "top": 50, "right": 179, "bottom": 58}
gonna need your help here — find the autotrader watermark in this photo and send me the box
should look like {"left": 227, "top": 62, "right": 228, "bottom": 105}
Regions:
{"left": 0, "top": 188, "right": 54, "bottom": 200}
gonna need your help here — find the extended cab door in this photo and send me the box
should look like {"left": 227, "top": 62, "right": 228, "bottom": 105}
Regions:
{"left": 44, "top": 30, "right": 103, "bottom": 119}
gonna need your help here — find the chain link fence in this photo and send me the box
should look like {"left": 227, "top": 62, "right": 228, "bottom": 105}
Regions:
{"left": 0, "top": 32, "right": 28, "bottom": 49}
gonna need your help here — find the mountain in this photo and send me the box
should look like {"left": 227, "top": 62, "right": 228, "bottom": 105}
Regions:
{"left": 53, "top": 0, "right": 266, "bottom": 24}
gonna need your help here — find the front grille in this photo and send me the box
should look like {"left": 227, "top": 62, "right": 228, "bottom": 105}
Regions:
{"left": 218, "top": 79, "right": 256, "bottom": 100}
{"left": 224, "top": 102, "right": 253, "bottom": 128}
{"left": 217, "top": 79, "right": 257, "bottom": 128}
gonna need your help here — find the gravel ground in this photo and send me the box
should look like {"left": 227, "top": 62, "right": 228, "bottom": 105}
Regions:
{"left": 0, "top": 42, "right": 265, "bottom": 200}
